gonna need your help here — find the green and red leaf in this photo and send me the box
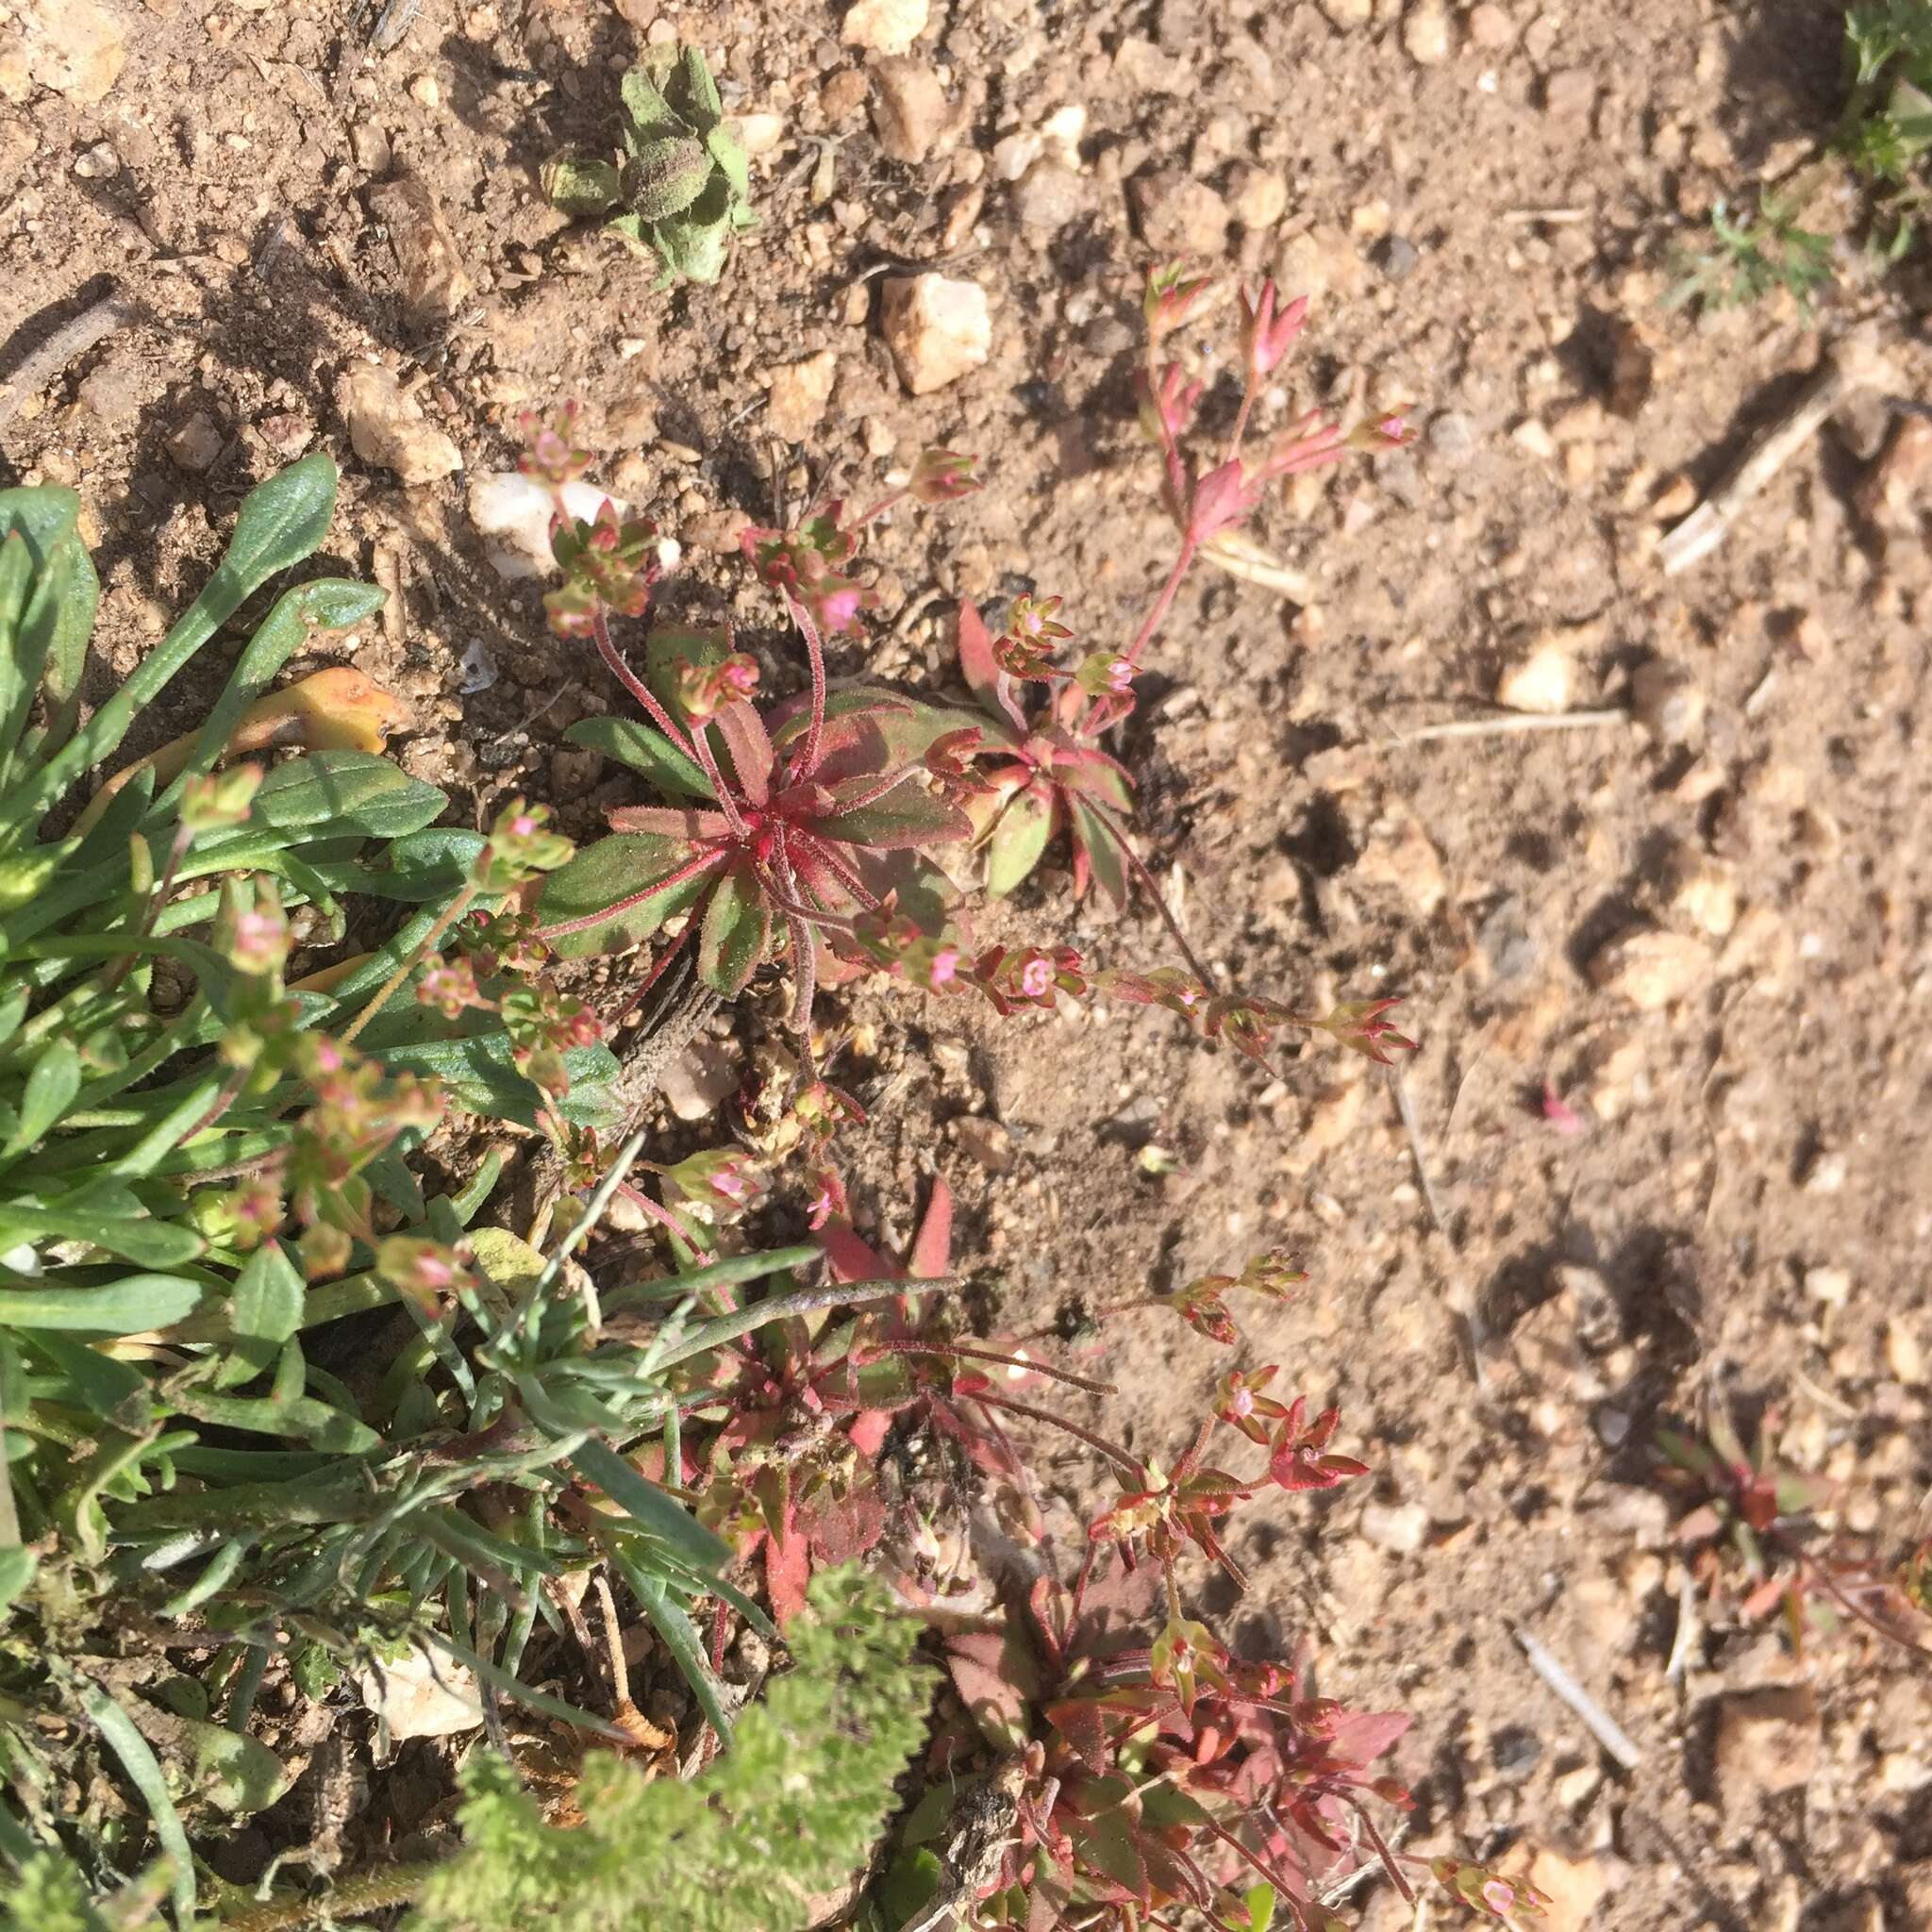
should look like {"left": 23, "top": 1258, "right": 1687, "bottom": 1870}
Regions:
{"left": 539, "top": 833, "right": 721, "bottom": 958}
{"left": 697, "top": 858, "right": 771, "bottom": 996}
{"left": 983, "top": 783, "right": 1057, "bottom": 897}
{"left": 817, "top": 782, "right": 973, "bottom": 850}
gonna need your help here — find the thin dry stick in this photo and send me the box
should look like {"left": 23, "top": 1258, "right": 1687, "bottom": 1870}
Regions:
{"left": 1389, "top": 1065, "right": 1488, "bottom": 1391}
{"left": 1659, "top": 327, "right": 1899, "bottom": 575}
{"left": 1664, "top": 1576, "right": 1701, "bottom": 1683}
{"left": 1384, "top": 707, "right": 1626, "bottom": 747}
{"left": 1511, "top": 1623, "right": 1644, "bottom": 1771}
{"left": 0, "top": 287, "right": 130, "bottom": 433}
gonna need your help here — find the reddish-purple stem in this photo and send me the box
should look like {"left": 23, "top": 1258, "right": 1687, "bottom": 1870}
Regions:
{"left": 974, "top": 1391, "right": 1143, "bottom": 1477}
{"left": 616, "top": 1182, "right": 714, "bottom": 1259}
{"left": 783, "top": 591, "right": 830, "bottom": 784}
{"left": 591, "top": 606, "right": 699, "bottom": 760}
{"left": 860, "top": 1339, "right": 1116, "bottom": 1397}
{"left": 792, "top": 831, "right": 883, "bottom": 911}
{"left": 1080, "top": 794, "right": 1219, "bottom": 990}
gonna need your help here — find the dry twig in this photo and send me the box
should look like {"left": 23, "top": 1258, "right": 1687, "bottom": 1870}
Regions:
{"left": 1659, "top": 327, "right": 1900, "bottom": 575}
{"left": 1511, "top": 1623, "right": 1644, "bottom": 1770}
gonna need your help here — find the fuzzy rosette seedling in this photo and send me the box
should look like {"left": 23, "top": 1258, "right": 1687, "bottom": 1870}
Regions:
{"left": 537, "top": 620, "right": 971, "bottom": 1025}
{"left": 542, "top": 43, "right": 756, "bottom": 285}
{"left": 937, "top": 601, "right": 1138, "bottom": 906}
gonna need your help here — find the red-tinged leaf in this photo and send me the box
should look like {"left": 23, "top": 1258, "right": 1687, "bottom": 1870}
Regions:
{"left": 539, "top": 833, "right": 721, "bottom": 958}
{"left": 946, "top": 1627, "right": 1039, "bottom": 1753}
{"left": 764, "top": 1518, "right": 811, "bottom": 1626}
{"left": 1674, "top": 1502, "right": 1724, "bottom": 1542}
{"left": 848, "top": 1408, "right": 892, "bottom": 1457}
{"left": 817, "top": 784, "right": 974, "bottom": 849}
{"left": 1078, "top": 1803, "right": 1152, "bottom": 1903}
{"left": 1064, "top": 794, "right": 1126, "bottom": 908}
{"left": 957, "top": 600, "right": 1002, "bottom": 701}
{"left": 818, "top": 1221, "right": 894, "bottom": 1283}
{"left": 1324, "top": 1708, "right": 1412, "bottom": 1766}
{"left": 957, "top": 600, "right": 1026, "bottom": 731}
{"left": 1044, "top": 1696, "right": 1112, "bottom": 1774}
{"left": 1740, "top": 1572, "right": 1791, "bottom": 1622}
{"left": 1055, "top": 745, "right": 1135, "bottom": 812}
{"left": 605, "top": 803, "right": 733, "bottom": 840}
{"left": 983, "top": 783, "right": 1057, "bottom": 896}
{"left": 698, "top": 859, "right": 771, "bottom": 996}
{"left": 802, "top": 1482, "right": 888, "bottom": 1564}
{"left": 909, "top": 1173, "right": 954, "bottom": 1279}
{"left": 712, "top": 698, "right": 773, "bottom": 806}
{"left": 1139, "top": 1834, "right": 1212, "bottom": 1907}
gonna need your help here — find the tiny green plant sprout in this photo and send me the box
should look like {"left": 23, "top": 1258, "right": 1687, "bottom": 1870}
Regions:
{"left": 542, "top": 43, "right": 755, "bottom": 286}
{"left": 1667, "top": 3, "right": 1932, "bottom": 313}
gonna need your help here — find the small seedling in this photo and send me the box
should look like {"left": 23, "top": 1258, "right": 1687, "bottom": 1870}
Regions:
{"left": 543, "top": 44, "right": 756, "bottom": 285}
{"left": 1663, "top": 188, "right": 1834, "bottom": 313}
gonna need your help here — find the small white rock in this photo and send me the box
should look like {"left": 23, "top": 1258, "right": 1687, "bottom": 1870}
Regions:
{"left": 4, "top": 0, "right": 126, "bottom": 106}
{"left": 764, "top": 349, "right": 838, "bottom": 442}
{"left": 1803, "top": 1266, "right": 1851, "bottom": 1308}
{"left": 1886, "top": 1317, "right": 1924, "bottom": 1384}
{"left": 1664, "top": 850, "right": 1739, "bottom": 940}
{"left": 467, "top": 473, "right": 630, "bottom": 579}
{"left": 659, "top": 1040, "right": 744, "bottom": 1123}
{"left": 1358, "top": 1501, "right": 1430, "bottom": 1554}
{"left": 358, "top": 1645, "right": 483, "bottom": 1740}
{"left": 953, "top": 1114, "right": 1016, "bottom": 1174}
{"left": 841, "top": 0, "right": 928, "bottom": 57}
{"left": 1631, "top": 657, "right": 1706, "bottom": 744}
{"left": 733, "top": 111, "right": 786, "bottom": 157}
{"left": 880, "top": 273, "right": 990, "bottom": 395}
{"left": 1495, "top": 641, "right": 1573, "bottom": 714}
{"left": 337, "top": 363, "right": 462, "bottom": 487}
{"left": 1403, "top": 0, "right": 1455, "bottom": 64}
{"left": 1589, "top": 926, "right": 1710, "bottom": 1011}
{"left": 1315, "top": 0, "right": 1373, "bottom": 25}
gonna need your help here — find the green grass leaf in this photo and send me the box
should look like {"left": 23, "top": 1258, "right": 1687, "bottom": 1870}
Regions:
{"left": 2, "top": 1036, "right": 81, "bottom": 1158}
{"left": 0, "top": 1274, "right": 203, "bottom": 1333}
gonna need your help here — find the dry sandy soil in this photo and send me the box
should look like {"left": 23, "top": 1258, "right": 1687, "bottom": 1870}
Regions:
{"left": 4, "top": 0, "right": 1930, "bottom": 1926}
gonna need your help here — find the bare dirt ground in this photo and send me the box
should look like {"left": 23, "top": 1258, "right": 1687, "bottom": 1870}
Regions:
{"left": 5, "top": 0, "right": 1930, "bottom": 1926}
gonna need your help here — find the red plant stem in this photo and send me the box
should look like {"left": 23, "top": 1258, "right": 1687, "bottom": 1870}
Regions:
{"left": 968, "top": 1397, "right": 1043, "bottom": 1523}
{"left": 603, "top": 920, "right": 693, "bottom": 1026}
{"left": 860, "top": 1340, "right": 1116, "bottom": 1398}
{"left": 615, "top": 1182, "right": 712, "bottom": 1259}
{"left": 1197, "top": 1815, "right": 1301, "bottom": 1902}
{"left": 591, "top": 606, "right": 699, "bottom": 761}
{"left": 974, "top": 1391, "right": 1142, "bottom": 1477}
{"left": 1224, "top": 383, "right": 1257, "bottom": 466}
{"left": 1792, "top": 1545, "right": 1932, "bottom": 1659}
{"left": 824, "top": 764, "right": 921, "bottom": 812}
{"left": 1345, "top": 1798, "right": 1417, "bottom": 1905}
{"left": 783, "top": 591, "right": 830, "bottom": 783}
{"left": 784, "top": 908, "right": 818, "bottom": 1040}
{"left": 1123, "top": 537, "right": 1197, "bottom": 672}
{"left": 537, "top": 846, "right": 726, "bottom": 941}
{"left": 1144, "top": 348, "right": 1192, "bottom": 515}
{"left": 686, "top": 727, "right": 749, "bottom": 839}
{"left": 754, "top": 866, "right": 860, "bottom": 938}
{"left": 792, "top": 832, "right": 882, "bottom": 911}
{"left": 846, "top": 488, "right": 907, "bottom": 531}
{"left": 1081, "top": 794, "right": 1219, "bottom": 991}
